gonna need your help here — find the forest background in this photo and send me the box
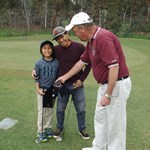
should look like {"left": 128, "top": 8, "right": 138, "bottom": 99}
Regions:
{"left": 0, "top": 0, "right": 150, "bottom": 38}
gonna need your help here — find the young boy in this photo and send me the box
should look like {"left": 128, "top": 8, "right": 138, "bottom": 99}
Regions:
{"left": 34, "top": 40, "right": 59, "bottom": 143}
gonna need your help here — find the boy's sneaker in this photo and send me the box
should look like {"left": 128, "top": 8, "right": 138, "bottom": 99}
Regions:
{"left": 78, "top": 129, "right": 90, "bottom": 140}
{"left": 45, "top": 128, "right": 53, "bottom": 138}
{"left": 35, "top": 132, "right": 48, "bottom": 143}
{"left": 53, "top": 128, "right": 63, "bottom": 138}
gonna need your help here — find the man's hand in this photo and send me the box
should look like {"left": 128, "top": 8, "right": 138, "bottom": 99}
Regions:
{"left": 55, "top": 61, "right": 86, "bottom": 84}
{"left": 98, "top": 95, "right": 111, "bottom": 107}
{"left": 55, "top": 75, "right": 67, "bottom": 84}
{"left": 73, "top": 80, "right": 83, "bottom": 89}
{"left": 31, "top": 69, "right": 37, "bottom": 79}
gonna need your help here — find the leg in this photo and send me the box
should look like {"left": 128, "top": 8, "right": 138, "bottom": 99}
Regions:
{"left": 44, "top": 107, "right": 53, "bottom": 138}
{"left": 82, "top": 85, "right": 108, "bottom": 150}
{"left": 37, "top": 93, "right": 44, "bottom": 133}
{"left": 45, "top": 108, "right": 53, "bottom": 129}
{"left": 107, "top": 78, "right": 131, "bottom": 150}
{"left": 91, "top": 85, "right": 108, "bottom": 150}
{"left": 36, "top": 93, "right": 48, "bottom": 143}
{"left": 56, "top": 87, "right": 70, "bottom": 130}
{"left": 72, "top": 85, "right": 86, "bottom": 132}
{"left": 72, "top": 85, "right": 90, "bottom": 139}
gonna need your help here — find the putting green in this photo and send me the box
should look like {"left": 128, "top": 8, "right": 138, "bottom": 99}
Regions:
{"left": 0, "top": 38, "right": 149, "bottom": 71}
{"left": 123, "top": 45, "right": 149, "bottom": 67}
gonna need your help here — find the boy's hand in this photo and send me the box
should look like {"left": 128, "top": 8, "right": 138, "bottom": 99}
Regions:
{"left": 37, "top": 89, "right": 45, "bottom": 95}
{"left": 32, "top": 69, "right": 38, "bottom": 79}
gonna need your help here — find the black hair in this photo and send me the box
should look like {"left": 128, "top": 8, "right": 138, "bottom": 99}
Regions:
{"left": 40, "top": 40, "right": 55, "bottom": 58}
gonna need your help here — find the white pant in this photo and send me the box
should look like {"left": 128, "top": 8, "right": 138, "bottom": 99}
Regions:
{"left": 37, "top": 93, "right": 53, "bottom": 133}
{"left": 91, "top": 77, "right": 131, "bottom": 150}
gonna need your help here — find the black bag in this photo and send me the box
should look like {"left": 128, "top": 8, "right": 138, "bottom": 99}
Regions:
{"left": 43, "top": 88, "right": 55, "bottom": 108}
{"left": 43, "top": 82, "right": 62, "bottom": 108}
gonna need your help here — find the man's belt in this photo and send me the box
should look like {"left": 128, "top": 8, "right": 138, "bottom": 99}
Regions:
{"left": 102, "top": 76, "right": 129, "bottom": 85}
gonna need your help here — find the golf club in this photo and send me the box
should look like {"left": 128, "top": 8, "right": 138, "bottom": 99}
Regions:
{"left": 56, "top": 96, "right": 73, "bottom": 142}
{"left": 35, "top": 88, "right": 44, "bottom": 143}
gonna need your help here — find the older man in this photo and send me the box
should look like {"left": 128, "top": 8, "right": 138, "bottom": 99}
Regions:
{"left": 56, "top": 12, "right": 132, "bottom": 150}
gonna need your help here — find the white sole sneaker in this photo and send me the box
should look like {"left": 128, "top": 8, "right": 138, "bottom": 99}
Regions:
{"left": 35, "top": 138, "right": 48, "bottom": 144}
{"left": 53, "top": 131, "right": 63, "bottom": 138}
{"left": 78, "top": 131, "right": 90, "bottom": 140}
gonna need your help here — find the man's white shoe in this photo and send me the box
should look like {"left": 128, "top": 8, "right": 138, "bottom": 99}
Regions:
{"left": 82, "top": 148, "right": 92, "bottom": 150}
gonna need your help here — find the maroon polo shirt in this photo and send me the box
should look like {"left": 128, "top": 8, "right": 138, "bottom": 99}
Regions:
{"left": 80, "top": 27, "right": 129, "bottom": 84}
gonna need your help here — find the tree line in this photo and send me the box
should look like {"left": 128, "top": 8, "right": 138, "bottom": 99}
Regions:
{"left": 0, "top": 0, "right": 149, "bottom": 36}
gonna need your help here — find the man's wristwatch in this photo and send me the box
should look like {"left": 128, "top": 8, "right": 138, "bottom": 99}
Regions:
{"left": 104, "top": 93, "right": 111, "bottom": 100}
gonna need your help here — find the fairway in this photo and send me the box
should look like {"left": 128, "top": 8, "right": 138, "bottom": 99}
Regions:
{"left": 0, "top": 36, "right": 150, "bottom": 150}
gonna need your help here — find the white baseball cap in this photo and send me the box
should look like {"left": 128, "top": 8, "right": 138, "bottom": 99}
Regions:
{"left": 65, "top": 12, "right": 93, "bottom": 31}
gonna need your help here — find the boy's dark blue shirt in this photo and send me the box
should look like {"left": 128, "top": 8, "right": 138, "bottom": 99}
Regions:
{"left": 35, "top": 58, "right": 59, "bottom": 89}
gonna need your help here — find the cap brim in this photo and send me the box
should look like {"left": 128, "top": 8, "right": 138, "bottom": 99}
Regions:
{"left": 52, "top": 31, "right": 66, "bottom": 41}
{"left": 40, "top": 40, "right": 53, "bottom": 49}
{"left": 65, "top": 24, "right": 74, "bottom": 31}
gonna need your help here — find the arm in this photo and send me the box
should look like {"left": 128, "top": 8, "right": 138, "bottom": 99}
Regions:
{"left": 56, "top": 60, "right": 86, "bottom": 83}
{"left": 31, "top": 69, "right": 37, "bottom": 79}
{"left": 100, "top": 65, "right": 119, "bottom": 106}
{"left": 78, "top": 44, "right": 91, "bottom": 82}
{"left": 35, "top": 82, "right": 45, "bottom": 95}
{"left": 78, "top": 64, "right": 91, "bottom": 82}
{"left": 106, "top": 65, "right": 119, "bottom": 95}
{"left": 73, "top": 63, "right": 91, "bottom": 88}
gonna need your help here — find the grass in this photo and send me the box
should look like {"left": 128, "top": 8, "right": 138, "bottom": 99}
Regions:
{"left": 0, "top": 35, "right": 150, "bottom": 150}
{"left": 119, "top": 38, "right": 150, "bottom": 150}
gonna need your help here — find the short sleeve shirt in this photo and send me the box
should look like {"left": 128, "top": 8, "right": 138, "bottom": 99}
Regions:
{"left": 80, "top": 27, "right": 129, "bottom": 83}
{"left": 35, "top": 58, "right": 59, "bottom": 88}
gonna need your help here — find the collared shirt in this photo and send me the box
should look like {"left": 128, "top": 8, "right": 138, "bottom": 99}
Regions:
{"left": 80, "top": 27, "right": 129, "bottom": 84}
